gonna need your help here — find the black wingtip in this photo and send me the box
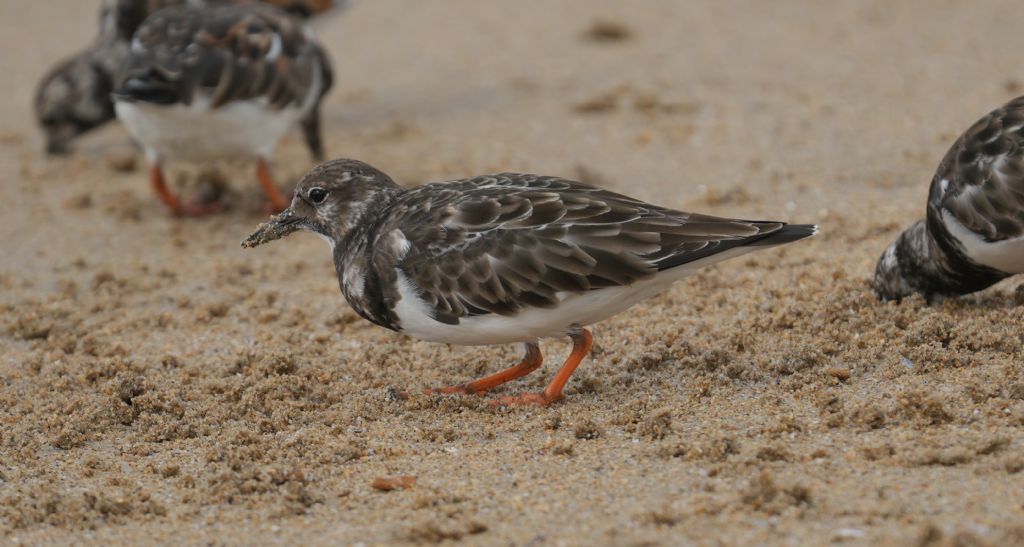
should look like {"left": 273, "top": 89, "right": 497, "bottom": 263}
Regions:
{"left": 746, "top": 223, "right": 818, "bottom": 247}
{"left": 654, "top": 222, "right": 817, "bottom": 272}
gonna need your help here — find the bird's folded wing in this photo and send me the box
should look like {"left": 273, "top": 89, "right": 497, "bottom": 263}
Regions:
{"left": 932, "top": 96, "right": 1024, "bottom": 242}
{"left": 119, "top": 4, "right": 326, "bottom": 109}
{"left": 393, "top": 175, "right": 783, "bottom": 323}
{"left": 108, "top": 0, "right": 343, "bottom": 42}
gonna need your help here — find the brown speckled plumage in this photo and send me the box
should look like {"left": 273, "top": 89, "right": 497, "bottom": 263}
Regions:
{"left": 34, "top": 3, "right": 125, "bottom": 154}
{"left": 875, "top": 96, "right": 1024, "bottom": 301}
{"left": 389, "top": 176, "right": 799, "bottom": 325}
{"left": 34, "top": 0, "right": 341, "bottom": 155}
{"left": 114, "top": 3, "right": 332, "bottom": 159}
{"left": 246, "top": 159, "right": 817, "bottom": 332}
{"left": 243, "top": 158, "right": 815, "bottom": 405}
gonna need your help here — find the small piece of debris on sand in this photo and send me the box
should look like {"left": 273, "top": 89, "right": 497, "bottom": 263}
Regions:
{"left": 583, "top": 19, "right": 633, "bottom": 43}
{"left": 371, "top": 475, "right": 417, "bottom": 491}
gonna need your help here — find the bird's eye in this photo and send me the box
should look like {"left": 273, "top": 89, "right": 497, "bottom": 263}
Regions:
{"left": 308, "top": 187, "right": 327, "bottom": 204}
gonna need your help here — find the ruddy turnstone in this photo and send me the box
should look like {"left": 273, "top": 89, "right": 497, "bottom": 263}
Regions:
{"left": 875, "top": 96, "right": 1024, "bottom": 301}
{"left": 35, "top": 2, "right": 126, "bottom": 155}
{"left": 113, "top": 3, "right": 333, "bottom": 216}
{"left": 34, "top": 0, "right": 341, "bottom": 156}
{"left": 242, "top": 159, "right": 817, "bottom": 405}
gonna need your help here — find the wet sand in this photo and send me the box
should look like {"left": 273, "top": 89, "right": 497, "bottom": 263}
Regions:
{"left": 1, "top": 1, "right": 1023, "bottom": 544}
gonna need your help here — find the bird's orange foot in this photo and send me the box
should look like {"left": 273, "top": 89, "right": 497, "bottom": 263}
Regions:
{"left": 149, "top": 163, "right": 225, "bottom": 217}
{"left": 489, "top": 392, "right": 563, "bottom": 407}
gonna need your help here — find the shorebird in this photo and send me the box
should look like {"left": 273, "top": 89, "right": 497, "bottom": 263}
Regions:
{"left": 35, "top": 0, "right": 342, "bottom": 156}
{"left": 243, "top": 159, "right": 817, "bottom": 406}
{"left": 875, "top": 96, "right": 1024, "bottom": 301}
{"left": 113, "top": 3, "right": 333, "bottom": 215}
{"left": 35, "top": 2, "right": 126, "bottom": 155}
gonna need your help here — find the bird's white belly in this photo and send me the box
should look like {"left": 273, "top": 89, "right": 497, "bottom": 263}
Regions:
{"left": 391, "top": 246, "right": 756, "bottom": 345}
{"left": 942, "top": 210, "right": 1024, "bottom": 274}
{"left": 115, "top": 97, "right": 304, "bottom": 163}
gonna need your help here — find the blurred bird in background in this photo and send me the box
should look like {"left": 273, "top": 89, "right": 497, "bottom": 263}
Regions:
{"left": 874, "top": 96, "right": 1024, "bottom": 302}
{"left": 34, "top": 0, "right": 343, "bottom": 156}
{"left": 111, "top": 3, "right": 333, "bottom": 215}
{"left": 34, "top": 2, "right": 126, "bottom": 155}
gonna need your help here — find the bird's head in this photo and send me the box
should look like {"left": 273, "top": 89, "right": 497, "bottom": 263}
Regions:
{"left": 873, "top": 219, "right": 926, "bottom": 302}
{"left": 242, "top": 158, "right": 401, "bottom": 250}
{"left": 35, "top": 49, "right": 119, "bottom": 155}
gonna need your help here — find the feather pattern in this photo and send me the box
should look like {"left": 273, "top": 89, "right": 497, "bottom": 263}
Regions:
{"left": 35, "top": 0, "right": 341, "bottom": 154}
{"left": 930, "top": 96, "right": 1024, "bottom": 241}
{"left": 109, "top": 0, "right": 343, "bottom": 42}
{"left": 874, "top": 96, "right": 1024, "bottom": 300}
{"left": 115, "top": 3, "right": 331, "bottom": 111}
{"left": 247, "top": 159, "right": 815, "bottom": 341}
{"left": 351, "top": 174, "right": 807, "bottom": 326}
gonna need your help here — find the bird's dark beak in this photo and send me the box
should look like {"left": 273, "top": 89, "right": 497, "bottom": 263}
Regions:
{"left": 241, "top": 208, "right": 305, "bottom": 248}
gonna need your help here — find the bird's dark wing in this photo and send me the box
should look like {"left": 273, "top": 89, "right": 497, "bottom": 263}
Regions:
{"left": 392, "top": 174, "right": 792, "bottom": 324}
{"left": 114, "top": 3, "right": 328, "bottom": 110}
{"left": 258, "top": 0, "right": 347, "bottom": 19}
{"left": 108, "top": 0, "right": 182, "bottom": 42}
{"left": 107, "top": 0, "right": 343, "bottom": 42}
{"left": 930, "top": 96, "right": 1024, "bottom": 241}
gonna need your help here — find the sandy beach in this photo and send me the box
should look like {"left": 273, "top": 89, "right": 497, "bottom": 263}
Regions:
{"left": 2, "top": 1, "right": 1023, "bottom": 544}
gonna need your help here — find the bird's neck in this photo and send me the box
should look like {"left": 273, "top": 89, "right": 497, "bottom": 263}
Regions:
{"left": 331, "top": 186, "right": 406, "bottom": 326}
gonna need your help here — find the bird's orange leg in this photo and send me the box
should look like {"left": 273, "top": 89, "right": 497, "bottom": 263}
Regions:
{"left": 427, "top": 343, "right": 542, "bottom": 396}
{"left": 149, "top": 162, "right": 221, "bottom": 217}
{"left": 491, "top": 328, "right": 593, "bottom": 407}
{"left": 257, "top": 158, "right": 290, "bottom": 213}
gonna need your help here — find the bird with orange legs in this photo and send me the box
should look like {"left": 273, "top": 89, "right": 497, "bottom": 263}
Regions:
{"left": 112, "top": 3, "right": 332, "bottom": 215}
{"left": 35, "top": 0, "right": 343, "bottom": 156}
{"left": 243, "top": 159, "right": 816, "bottom": 406}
